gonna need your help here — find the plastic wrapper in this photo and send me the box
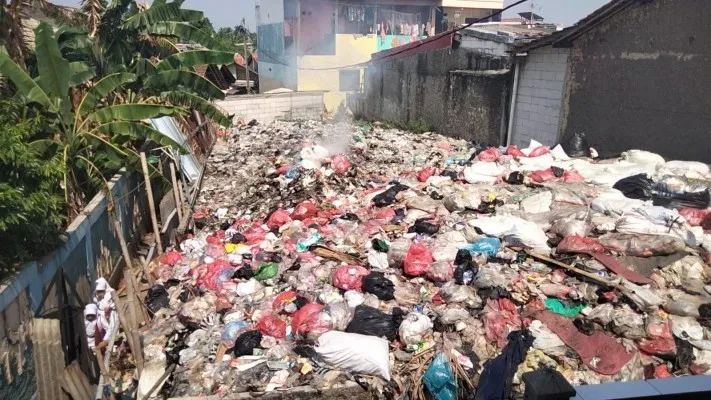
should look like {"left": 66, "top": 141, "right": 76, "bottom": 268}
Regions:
{"left": 611, "top": 306, "right": 646, "bottom": 339}
{"left": 597, "top": 232, "right": 685, "bottom": 257}
{"left": 388, "top": 238, "right": 412, "bottom": 267}
{"left": 315, "top": 331, "right": 391, "bottom": 380}
{"left": 399, "top": 312, "right": 433, "bottom": 345}
{"left": 332, "top": 265, "right": 369, "bottom": 291}
{"left": 404, "top": 243, "right": 434, "bottom": 277}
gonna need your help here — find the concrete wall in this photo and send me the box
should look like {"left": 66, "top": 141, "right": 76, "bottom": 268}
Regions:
{"left": 461, "top": 33, "right": 512, "bottom": 57}
{"left": 511, "top": 45, "right": 570, "bottom": 146}
{"left": 562, "top": 0, "right": 711, "bottom": 162}
{"left": 298, "top": 34, "right": 377, "bottom": 112}
{"left": 360, "top": 47, "right": 510, "bottom": 144}
{"left": 216, "top": 92, "right": 324, "bottom": 123}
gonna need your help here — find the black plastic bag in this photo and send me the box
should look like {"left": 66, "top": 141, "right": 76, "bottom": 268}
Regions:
{"left": 234, "top": 330, "right": 263, "bottom": 357}
{"left": 362, "top": 272, "right": 395, "bottom": 300}
{"left": 408, "top": 219, "right": 439, "bottom": 235}
{"left": 372, "top": 239, "right": 389, "bottom": 253}
{"left": 551, "top": 166, "right": 564, "bottom": 178}
{"left": 478, "top": 286, "right": 511, "bottom": 300}
{"left": 230, "top": 232, "right": 246, "bottom": 244}
{"left": 346, "top": 305, "right": 398, "bottom": 341}
{"left": 504, "top": 171, "right": 524, "bottom": 185}
{"left": 429, "top": 191, "right": 444, "bottom": 201}
{"left": 560, "top": 131, "right": 591, "bottom": 158}
{"left": 373, "top": 183, "right": 409, "bottom": 207}
{"left": 339, "top": 213, "right": 361, "bottom": 221}
{"left": 145, "top": 285, "right": 170, "bottom": 315}
{"left": 573, "top": 318, "right": 595, "bottom": 336}
{"left": 440, "top": 170, "right": 459, "bottom": 180}
{"left": 699, "top": 303, "right": 711, "bottom": 319}
{"left": 614, "top": 174, "right": 711, "bottom": 209}
{"left": 674, "top": 337, "right": 694, "bottom": 372}
{"left": 233, "top": 265, "right": 255, "bottom": 280}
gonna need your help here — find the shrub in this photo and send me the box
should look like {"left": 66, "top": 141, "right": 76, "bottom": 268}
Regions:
{"left": 0, "top": 100, "right": 64, "bottom": 277}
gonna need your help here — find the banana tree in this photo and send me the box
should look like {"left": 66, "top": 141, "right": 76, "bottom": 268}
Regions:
{"left": 0, "top": 22, "right": 186, "bottom": 216}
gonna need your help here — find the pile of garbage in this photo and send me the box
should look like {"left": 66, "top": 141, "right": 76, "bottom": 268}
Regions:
{"left": 139, "top": 121, "right": 711, "bottom": 399}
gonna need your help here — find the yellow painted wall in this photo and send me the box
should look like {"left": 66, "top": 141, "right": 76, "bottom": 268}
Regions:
{"left": 297, "top": 34, "right": 377, "bottom": 112}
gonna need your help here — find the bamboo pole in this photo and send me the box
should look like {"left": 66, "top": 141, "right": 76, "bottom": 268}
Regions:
{"left": 140, "top": 152, "right": 163, "bottom": 255}
{"left": 109, "top": 290, "right": 143, "bottom": 376}
{"left": 526, "top": 251, "right": 627, "bottom": 291}
{"left": 113, "top": 220, "right": 145, "bottom": 375}
{"left": 169, "top": 162, "right": 184, "bottom": 225}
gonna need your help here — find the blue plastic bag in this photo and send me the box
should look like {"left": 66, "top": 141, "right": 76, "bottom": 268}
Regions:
{"left": 222, "top": 321, "right": 250, "bottom": 345}
{"left": 462, "top": 237, "right": 501, "bottom": 257}
{"left": 423, "top": 353, "right": 457, "bottom": 400}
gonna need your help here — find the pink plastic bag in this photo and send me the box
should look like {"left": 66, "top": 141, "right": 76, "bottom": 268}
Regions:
{"left": 199, "top": 260, "right": 235, "bottom": 291}
{"left": 375, "top": 207, "right": 396, "bottom": 221}
{"left": 332, "top": 265, "right": 369, "bottom": 291}
{"left": 417, "top": 168, "right": 435, "bottom": 182}
{"left": 257, "top": 314, "right": 287, "bottom": 339}
{"left": 483, "top": 298, "right": 521, "bottom": 348}
{"left": 478, "top": 147, "right": 501, "bottom": 162}
{"left": 528, "top": 146, "right": 550, "bottom": 157}
{"left": 244, "top": 225, "right": 267, "bottom": 245}
{"left": 292, "top": 202, "right": 318, "bottom": 220}
{"left": 291, "top": 303, "right": 323, "bottom": 336}
{"left": 404, "top": 243, "right": 433, "bottom": 276}
{"left": 332, "top": 154, "right": 352, "bottom": 174}
{"left": 529, "top": 168, "right": 558, "bottom": 183}
{"left": 303, "top": 311, "right": 333, "bottom": 339}
{"left": 563, "top": 170, "right": 586, "bottom": 183}
{"left": 427, "top": 261, "right": 453, "bottom": 282}
{"left": 679, "top": 208, "right": 710, "bottom": 226}
{"left": 506, "top": 145, "right": 525, "bottom": 157}
{"left": 557, "top": 235, "right": 605, "bottom": 254}
{"left": 267, "top": 209, "right": 292, "bottom": 230}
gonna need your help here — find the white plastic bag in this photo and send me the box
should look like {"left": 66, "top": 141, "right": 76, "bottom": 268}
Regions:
{"left": 399, "top": 312, "right": 433, "bottom": 345}
{"left": 469, "top": 216, "right": 550, "bottom": 253}
{"left": 315, "top": 331, "right": 391, "bottom": 380}
{"left": 368, "top": 249, "right": 389, "bottom": 269}
{"left": 622, "top": 150, "right": 665, "bottom": 167}
{"left": 463, "top": 162, "right": 502, "bottom": 184}
{"left": 325, "top": 302, "right": 354, "bottom": 331}
{"left": 530, "top": 320, "right": 567, "bottom": 357}
{"left": 520, "top": 191, "right": 552, "bottom": 213}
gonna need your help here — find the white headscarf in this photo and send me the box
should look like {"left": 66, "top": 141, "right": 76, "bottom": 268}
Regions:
{"left": 84, "top": 303, "right": 99, "bottom": 319}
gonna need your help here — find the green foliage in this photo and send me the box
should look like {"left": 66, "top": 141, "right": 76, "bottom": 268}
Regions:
{"left": 407, "top": 120, "right": 435, "bottom": 134}
{"left": 0, "top": 100, "right": 64, "bottom": 276}
{"left": 208, "top": 19, "right": 257, "bottom": 54}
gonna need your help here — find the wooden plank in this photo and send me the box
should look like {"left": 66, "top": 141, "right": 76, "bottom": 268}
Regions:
{"left": 141, "top": 152, "right": 164, "bottom": 255}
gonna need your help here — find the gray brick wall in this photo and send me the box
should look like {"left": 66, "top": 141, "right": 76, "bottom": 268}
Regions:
{"left": 215, "top": 92, "right": 324, "bottom": 124}
{"left": 511, "top": 46, "right": 570, "bottom": 147}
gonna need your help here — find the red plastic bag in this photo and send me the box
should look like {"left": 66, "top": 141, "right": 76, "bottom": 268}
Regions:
{"left": 267, "top": 209, "right": 291, "bottom": 230}
{"left": 703, "top": 213, "right": 711, "bottom": 231}
{"left": 303, "top": 311, "right": 333, "bottom": 339}
{"left": 375, "top": 207, "right": 396, "bottom": 221}
{"left": 332, "top": 154, "right": 352, "bottom": 174}
{"left": 206, "top": 235, "right": 222, "bottom": 245}
{"left": 404, "top": 243, "right": 433, "bottom": 276}
{"left": 483, "top": 298, "right": 521, "bottom": 348}
{"left": 417, "top": 168, "right": 435, "bottom": 182}
{"left": 273, "top": 291, "right": 299, "bottom": 312}
{"left": 478, "top": 147, "right": 501, "bottom": 162}
{"left": 529, "top": 168, "right": 558, "bottom": 183}
{"left": 291, "top": 303, "right": 323, "bottom": 336}
{"left": 528, "top": 146, "right": 550, "bottom": 157}
{"left": 291, "top": 201, "right": 318, "bottom": 220}
{"left": 244, "top": 226, "right": 267, "bottom": 245}
{"left": 332, "top": 265, "right": 369, "bottom": 291}
{"left": 199, "top": 260, "right": 235, "bottom": 291}
{"left": 563, "top": 170, "right": 586, "bottom": 182}
{"left": 506, "top": 145, "right": 525, "bottom": 157}
{"left": 257, "top": 314, "right": 287, "bottom": 339}
{"left": 557, "top": 235, "right": 605, "bottom": 254}
{"left": 317, "top": 208, "right": 342, "bottom": 220}
{"left": 679, "top": 208, "right": 710, "bottom": 226}
{"left": 159, "top": 250, "right": 183, "bottom": 266}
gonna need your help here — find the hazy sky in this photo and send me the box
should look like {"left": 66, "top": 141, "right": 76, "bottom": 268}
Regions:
{"left": 51, "top": 0, "right": 610, "bottom": 31}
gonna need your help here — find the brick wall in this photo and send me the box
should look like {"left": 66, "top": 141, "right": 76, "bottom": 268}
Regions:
{"left": 511, "top": 45, "right": 570, "bottom": 147}
{"left": 216, "top": 91, "right": 324, "bottom": 123}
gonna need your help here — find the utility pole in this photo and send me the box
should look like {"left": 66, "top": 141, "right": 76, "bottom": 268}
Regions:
{"left": 236, "top": 42, "right": 252, "bottom": 94}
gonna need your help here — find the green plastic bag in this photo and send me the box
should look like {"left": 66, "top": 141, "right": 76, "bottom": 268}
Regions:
{"left": 545, "top": 298, "right": 585, "bottom": 318}
{"left": 255, "top": 263, "right": 279, "bottom": 281}
{"left": 423, "top": 353, "right": 457, "bottom": 400}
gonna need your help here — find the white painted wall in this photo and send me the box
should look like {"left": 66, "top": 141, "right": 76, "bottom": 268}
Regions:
{"left": 511, "top": 45, "right": 570, "bottom": 147}
{"left": 216, "top": 92, "right": 324, "bottom": 123}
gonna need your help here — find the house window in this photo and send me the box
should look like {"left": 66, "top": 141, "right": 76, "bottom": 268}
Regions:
{"left": 339, "top": 70, "right": 361, "bottom": 91}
